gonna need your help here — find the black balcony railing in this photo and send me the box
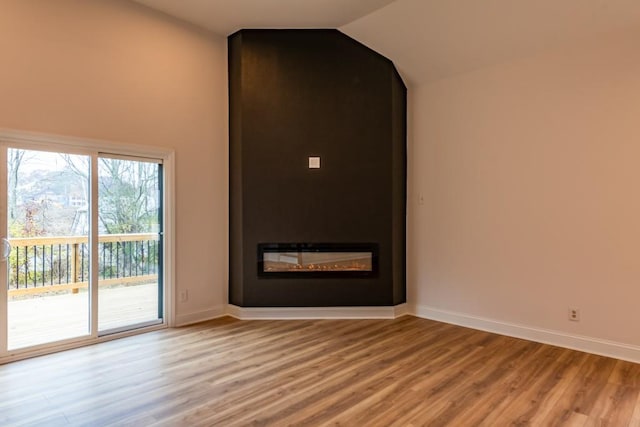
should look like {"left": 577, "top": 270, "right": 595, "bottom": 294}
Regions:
{"left": 7, "top": 233, "right": 159, "bottom": 296}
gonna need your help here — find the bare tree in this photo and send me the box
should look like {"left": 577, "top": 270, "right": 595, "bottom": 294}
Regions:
{"left": 62, "top": 155, "right": 159, "bottom": 234}
{"left": 8, "top": 148, "right": 27, "bottom": 220}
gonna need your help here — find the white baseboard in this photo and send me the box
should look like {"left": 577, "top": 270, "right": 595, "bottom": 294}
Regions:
{"left": 394, "top": 303, "right": 410, "bottom": 318}
{"left": 175, "top": 305, "right": 226, "bottom": 327}
{"left": 412, "top": 304, "right": 640, "bottom": 364}
{"left": 175, "top": 303, "right": 639, "bottom": 363}
{"left": 226, "top": 304, "right": 408, "bottom": 320}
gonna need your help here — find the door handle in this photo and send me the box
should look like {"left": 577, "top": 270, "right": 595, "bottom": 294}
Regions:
{"left": 1, "top": 238, "right": 11, "bottom": 261}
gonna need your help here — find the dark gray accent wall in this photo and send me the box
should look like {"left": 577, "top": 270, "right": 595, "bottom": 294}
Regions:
{"left": 229, "top": 29, "right": 406, "bottom": 307}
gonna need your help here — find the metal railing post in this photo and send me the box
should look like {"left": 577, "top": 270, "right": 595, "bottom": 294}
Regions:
{"left": 71, "top": 242, "right": 79, "bottom": 293}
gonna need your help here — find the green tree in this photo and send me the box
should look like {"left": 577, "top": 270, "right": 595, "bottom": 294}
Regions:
{"left": 8, "top": 202, "right": 46, "bottom": 290}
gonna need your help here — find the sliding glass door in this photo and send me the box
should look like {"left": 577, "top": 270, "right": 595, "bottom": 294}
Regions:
{"left": 5, "top": 148, "right": 90, "bottom": 349}
{"left": 0, "top": 143, "right": 166, "bottom": 356}
{"left": 97, "top": 155, "right": 163, "bottom": 333}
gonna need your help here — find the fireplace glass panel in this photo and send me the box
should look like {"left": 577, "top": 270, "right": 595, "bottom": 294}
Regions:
{"left": 263, "top": 252, "right": 372, "bottom": 272}
{"left": 258, "top": 243, "right": 378, "bottom": 278}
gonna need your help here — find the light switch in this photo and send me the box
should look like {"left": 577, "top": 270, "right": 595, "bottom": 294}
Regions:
{"left": 308, "top": 156, "right": 321, "bottom": 169}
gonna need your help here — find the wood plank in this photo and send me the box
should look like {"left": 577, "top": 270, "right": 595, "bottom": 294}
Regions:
{"left": 7, "top": 282, "right": 160, "bottom": 349}
{"left": 0, "top": 316, "right": 638, "bottom": 426}
{"left": 630, "top": 391, "right": 640, "bottom": 426}
{"left": 609, "top": 358, "right": 640, "bottom": 388}
{"left": 587, "top": 382, "right": 639, "bottom": 426}
{"left": 8, "top": 274, "right": 157, "bottom": 296}
{"left": 536, "top": 352, "right": 619, "bottom": 424}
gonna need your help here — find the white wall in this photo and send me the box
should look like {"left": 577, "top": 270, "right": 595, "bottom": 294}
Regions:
{"left": 5, "top": 0, "right": 638, "bottom": 359}
{"left": 409, "top": 30, "right": 640, "bottom": 352}
{"left": 0, "top": 0, "right": 228, "bottom": 323}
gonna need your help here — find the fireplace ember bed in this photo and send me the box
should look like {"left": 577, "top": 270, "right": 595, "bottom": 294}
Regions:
{"left": 258, "top": 243, "right": 379, "bottom": 278}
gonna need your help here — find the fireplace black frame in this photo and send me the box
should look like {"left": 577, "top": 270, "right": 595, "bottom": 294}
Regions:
{"left": 257, "top": 243, "right": 379, "bottom": 279}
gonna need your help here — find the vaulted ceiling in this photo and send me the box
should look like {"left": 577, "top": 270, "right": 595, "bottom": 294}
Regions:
{"left": 132, "top": 0, "right": 640, "bottom": 85}
{"left": 131, "top": 0, "right": 396, "bottom": 34}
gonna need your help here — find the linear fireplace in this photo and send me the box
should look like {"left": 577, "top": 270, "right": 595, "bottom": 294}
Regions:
{"left": 258, "top": 243, "right": 378, "bottom": 278}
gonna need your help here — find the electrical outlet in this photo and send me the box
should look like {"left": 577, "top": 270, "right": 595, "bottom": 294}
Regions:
{"left": 180, "top": 290, "right": 189, "bottom": 303}
{"left": 568, "top": 307, "right": 580, "bottom": 322}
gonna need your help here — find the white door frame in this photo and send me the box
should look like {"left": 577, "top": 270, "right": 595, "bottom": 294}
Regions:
{"left": 0, "top": 128, "right": 175, "bottom": 364}
{"left": 0, "top": 145, "right": 7, "bottom": 355}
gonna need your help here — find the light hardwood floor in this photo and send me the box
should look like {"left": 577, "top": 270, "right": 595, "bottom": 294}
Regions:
{"left": 1, "top": 316, "right": 639, "bottom": 426}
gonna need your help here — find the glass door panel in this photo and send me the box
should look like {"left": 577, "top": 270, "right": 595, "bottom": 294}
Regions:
{"left": 6, "top": 148, "right": 90, "bottom": 349}
{"left": 97, "top": 156, "right": 162, "bottom": 333}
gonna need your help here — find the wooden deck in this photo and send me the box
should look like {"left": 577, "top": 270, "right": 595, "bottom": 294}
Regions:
{"left": 8, "top": 283, "right": 160, "bottom": 349}
{"left": 0, "top": 316, "right": 639, "bottom": 426}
